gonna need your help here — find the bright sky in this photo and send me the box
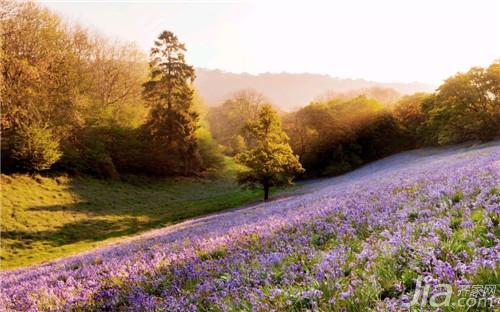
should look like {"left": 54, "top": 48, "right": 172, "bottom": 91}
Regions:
{"left": 41, "top": 0, "right": 500, "bottom": 85}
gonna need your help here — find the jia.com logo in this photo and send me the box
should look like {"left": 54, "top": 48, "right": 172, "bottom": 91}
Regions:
{"left": 406, "top": 275, "right": 498, "bottom": 309}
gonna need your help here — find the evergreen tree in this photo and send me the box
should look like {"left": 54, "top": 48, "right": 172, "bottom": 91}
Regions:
{"left": 142, "top": 31, "right": 200, "bottom": 175}
{"left": 236, "top": 105, "right": 304, "bottom": 200}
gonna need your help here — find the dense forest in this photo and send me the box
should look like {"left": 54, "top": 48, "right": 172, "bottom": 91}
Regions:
{"left": 1, "top": 1, "right": 499, "bottom": 185}
{"left": 1, "top": 1, "right": 224, "bottom": 178}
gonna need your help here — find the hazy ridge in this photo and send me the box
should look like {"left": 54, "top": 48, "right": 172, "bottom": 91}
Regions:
{"left": 195, "top": 68, "right": 436, "bottom": 110}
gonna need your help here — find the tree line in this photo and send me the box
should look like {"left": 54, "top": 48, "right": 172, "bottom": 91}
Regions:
{"left": 2, "top": 1, "right": 499, "bottom": 199}
{"left": 209, "top": 62, "right": 500, "bottom": 178}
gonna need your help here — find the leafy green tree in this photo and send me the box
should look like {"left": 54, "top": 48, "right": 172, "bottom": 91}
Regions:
{"left": 419, "top": 62, "right": 500, "bottom": 145}
{"left": 142, "top": 31, "right": 200, "bottom": 175}
{"left": 12, "top": 124, "right": 62, "bottom": 171}
{"left": 1, "top": 2, "right": 80, "bottom": 137}
{"left": 236, "top": 105, "right": 304, "bottom": 200}
{"left": 196, "top": 127, "right": 224, "bottom": 170}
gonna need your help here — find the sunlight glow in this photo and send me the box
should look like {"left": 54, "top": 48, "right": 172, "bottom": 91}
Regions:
{"left": 42, "top": 0, "right": 500, "bottom": 84}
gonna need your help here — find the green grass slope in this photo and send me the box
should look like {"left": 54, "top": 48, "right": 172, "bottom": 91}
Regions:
{"left": 0, "top": 159, "right": 284, "bottom": 269}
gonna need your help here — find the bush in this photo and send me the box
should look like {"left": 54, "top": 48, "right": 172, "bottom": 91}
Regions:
{"left": 11, "top": 125, "right": 62, "bottom": 171}
{"left": 196, "top": 128, "right": 225, "bottom": 170}
{"left": 59, "top": 126, "right": 210, "bottom": 178}
{"left": 59, "top": 126, "right": 145, "bottom": 178}
{"left": 229, "top": 135, "right": 246, "bottom": 156}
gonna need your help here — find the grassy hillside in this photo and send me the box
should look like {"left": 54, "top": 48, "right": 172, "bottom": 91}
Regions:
{"left": 0, "top": 159, "right": 286, "bottom": 269}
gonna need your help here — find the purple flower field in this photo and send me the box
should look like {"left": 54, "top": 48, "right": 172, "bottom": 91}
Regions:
{"left": 1, "top": 144, "right": 499, "bottom": 311}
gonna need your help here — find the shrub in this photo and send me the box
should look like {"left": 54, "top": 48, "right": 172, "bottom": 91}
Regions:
{"left": 59, "top": 126, "right": 144, "bottom": 178}
{"left": 229, "top": 134, "right": 246, "bottom": 156}
{"left": 11, "top": 125, "right": 62, "bottom": 171}
{"left": 196, "top": 127, "right": 225, "bottom": 170}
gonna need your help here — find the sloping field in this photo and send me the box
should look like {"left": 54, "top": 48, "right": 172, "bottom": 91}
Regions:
{"left": 0, "top": 159, "right": 277, "bottom": 269}
{"left": 1, "top": 142, "right": 499, "bottom": 311}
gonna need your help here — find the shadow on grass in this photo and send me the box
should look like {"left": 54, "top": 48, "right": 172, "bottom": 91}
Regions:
{"left": 6, "top": 177, "right": 262, "bottom": 255}
{"left": 1, "top": 217, "right": 155, "bottom": 249}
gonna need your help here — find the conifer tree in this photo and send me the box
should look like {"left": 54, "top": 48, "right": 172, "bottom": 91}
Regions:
{"left": 143, "top": 31, "right": 200, "bottom": 175}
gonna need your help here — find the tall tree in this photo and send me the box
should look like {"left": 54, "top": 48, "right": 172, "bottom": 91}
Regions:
{"left": 236, "top": 104, "right": 304, "bottom": 200}
{"left": 1, "top": 1, "right": 79, "bottom": 134}
{"left": 142, "top": 31, "right": 200, "bottom": 175}
{"left": 1, "top": 1, "right": 80, "bottom": 170}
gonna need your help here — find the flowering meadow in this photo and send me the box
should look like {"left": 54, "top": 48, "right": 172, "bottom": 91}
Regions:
{"left": 1, "top": 144, "right": 499, "bottom": 311}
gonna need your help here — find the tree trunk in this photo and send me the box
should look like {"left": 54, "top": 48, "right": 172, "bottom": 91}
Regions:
{"left": 263, "top": 183, "right": 269, "bottom": 201}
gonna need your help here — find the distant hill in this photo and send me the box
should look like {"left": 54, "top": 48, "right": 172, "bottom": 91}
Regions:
{"left": 194, "top": 68, "right": 435, "bottom": 111}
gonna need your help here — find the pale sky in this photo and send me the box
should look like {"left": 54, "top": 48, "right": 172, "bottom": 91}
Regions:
{"left": 40, "top": 0, "right": 500, "bottom": 85}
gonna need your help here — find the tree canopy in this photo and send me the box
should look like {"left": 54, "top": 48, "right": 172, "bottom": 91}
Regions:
{"left": 419, "top": 62, "right": 500, "bottom": 145}
{"left": 282, "top": 96, "right": 409, "bottom": 176}
{"left": 207, "top": 89, "right": 267, "bottom": 155}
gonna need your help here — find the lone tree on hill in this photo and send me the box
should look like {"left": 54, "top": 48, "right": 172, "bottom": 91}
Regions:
{"left": 143, "top": 31, "right": 200, "bottom": 175}
{"left": 236, "top": 104, "right": 304, "bottom": 200}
